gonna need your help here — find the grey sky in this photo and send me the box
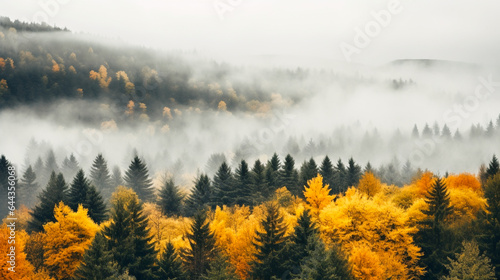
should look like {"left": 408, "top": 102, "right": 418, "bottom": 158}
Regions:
{"left": 2, "top": 0, "right": 500, "bottom": 65}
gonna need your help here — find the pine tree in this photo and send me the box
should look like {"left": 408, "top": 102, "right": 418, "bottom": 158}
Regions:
{"left": 28, "top": 172, "right": 68, "bottom": 232}
{"left": 422, "top": 123, "right": 433, "bottom": 138}
{"left": 486, "top": 155, "right": 499, "bottom": 180}
{"left": 33, "top": 156, "right": 45, "bottom": 185}
{"left": 412, "top": 124, "right": 419, "bottom": 138}
{"left": 68, "top": 169, "right": 107, "bottom": 223}
{"left": 441, "top": 124, "right": 452, "bottom": 139}
{"left": 90, "top": 154, "right": 113, "bottom": 201}
{"left": 319, "top": 156, "right": 335, "bottom": 195}
{"left": 73, "top": 233, "right": 120, "bottom": 280}
{"left": 443, "top": 241, "right": 495, "bottom": 280}
{"left": 265, "top": 153, "right": 281, "bottom": 191}
{"left": 185, "top": 174, "right": 212, "bottom": 217}
{"left": 158, "top": 178, "right": 184, "bottom": 216}
{"left": 124, "top": 156, "right": 155, "bottom": 202}
{"left": 158, "top": 241, "right": 186, "bottom": 280}
{"left": 279, "top": 154, "right": 299, "bottom": 196}
{"left": 298, "top": 158, "right": 318, "bottom": 197}
{"left": 285, "top": 209, "right": 319, "bottom": 276}
{"left": 103, "top": 189, "right": 158, "bottom": 279}
{"left": 234, "top": 160, "right": 252, "bottom": 206}
{"left": 364, "top": 162, "right": 373, "bottom": 173}
{"left": 112, "top": 166, "right": 124, "bottom": 188}
{"left": 181, "top": 211, "right": 217, "bottom": 280}
{"left": 481, "top": 173, "right": 500, "bottom": 278}
{"left": 201, "top": 253, "right": 238, "bottom": 280}
{"left": 19, "top": 165, "right": 39, "bottom": 207}
{"left": 250, "top": 159, "right": 270, "bottom": 205}
{"left": 251, "top": 202, "right": 288, "bottom": 280}
{"left": 333, "top": 159, "right": 347, "bottom": 194}
{"left": 44, "top": 149, "right": 59, "bottom": 175}
{"left": 417, "top": 177, "right": 455, "bottom": 279}
{"left": 346, "top": 158, "right": 361, "bottom": 188}
{"left": 212, "top": 162, "right": 235, "bottom": 207}
{"left": 61, "top": 153, "right": 79, "bottom": 182}
{"left": 85, "top": 184, "right": 108, "bottom": 223}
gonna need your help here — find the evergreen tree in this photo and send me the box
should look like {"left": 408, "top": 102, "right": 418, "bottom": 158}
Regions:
{"left": 158, "top": 241, "right": 186, "bottom": 280}
{"left": 28, "top": 172, "right": 68, "bottom": 232}
{"left": 67, "top": 169, "right": 107, "bottom": 223}
{"left": 265, "top": 153, "right": 281, "bottom": 191}
{"left": 158, "top": 177, "right": 184, "bottom": 216}
{"left": 298, "top": 158, "right": 318, "bottom": 197}
{"left": 251, "top": 202, "right": 288, "bottom": 280}
{"left": 443, "top": 241, "right": 495, "bottom": 280}
{"left": 319, "top": 156, "right": 335, "bottom": 195}
{"left": 481, "top": 173, "right": 500, "bottom": 278}
{"left": 234, "top": 160, "right": 252, "bottom": 206}
{"left": 181, "top": 211, "right": 217, "bottom": 280}
{"left": 112, "top": 166, "right": 124, "bottom": 187}
{"left": 250, "top": 159, "right": 270, "bottom": 205}
{"left": 124, "top": 156, "right": 155, "bottom": 202}
{"left": 333, "top": 159, "right": 347, "bottom": 194}
{"left": 90, "top": 154, "right": 113, "bottom": 201}
{"left": 412, "top": 124, "right": 419, "bottom": 138}
{"left": 364, "top": 162, "right": 373, "bottom": 174}
{"left": 422, "top": 123, "right": 433, "bottom": 138}
{"left": 103, "top": 190, "right": 158, "bottom": 280}
{"left": 212, "top": 162, "right": 235, "bottom": 207}
{"left": 279, "top": 154, "right": 299, "bottom": 196}
{"left": 44, "top": 149, "right": 59, "bottom": 175}
{"left": 201, "top": 253, "right": 238, "bottom": 280}
{"left": 285, "top": 209, "right": 319, "bottom": 276}
{"left": 61, "top": 153, "right": 79, "bottom": 182}
{"left": 486, "top": 121, "right": 495, "bottom": 137}
{"left": 486, "top": 155, "right": 499, "bottom": 180}
{"left": 19, "top": 165, "right": 39, "bottom": 207}
{"left": 346, "top": 158, "right": 361, "bottom": 188}
{"left": 441, "top": 124, "right": 452, "bottom": 139}
{"left": 73, "top": 233, "right": 120, "bottom": 280}
{"left": 416, "top": 177, "right": 455, "bottom": 279}
{"left": 0, "top": 155, "right": 13, "bottom": 219}
{"left": 33, "top": 156, "right": 45, "bottom": 185}
{"left": 185, "top": 174, "right": 212, "bottom": 217}
{"left": 85, "top": 184, "right": 108, "bottom": 224}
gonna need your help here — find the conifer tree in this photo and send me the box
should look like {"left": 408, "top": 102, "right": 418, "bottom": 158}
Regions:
{"left": 250, "top": 159, "right": 269, "bottom": 205}
{"left": 124, "top": 156, "right": 155, "bottom": 202}
{"left": 279, "top": 154, "right": 299, "bottom": 195}
{"left": 158, "top": 241, "right": 186, "bottom": 280}
{"left": 442, "top": 241, "right": 495, "bottom": 280}
{"left": 346, "top": 157, "right": 361, "bottom": 188}
{"left": 181, "top": 211, "right": 217, "bottom": 280}
{"left": 158, "top": 177, "right": 184, "bottom": 216}
{"left": 212, "top": 162, "right": 235, "bottom": 207}
{"left": 412, "top": 124, "right": 419, "bottom": 138}
{"left": 73, "top": 233, "right": 120, "bottom": 280}
{"left": 201, "top": 253, "right": 238, "bottom": 280}
{"left": 251, "top": 202, "right": 288, "bottom": 280}
{"left": 61, "top": 153, "right": 79, "bottom": 182}
{"left": 28, "top": 172, "right": 68, "bottom": 232}
{"left": 285, "top": 209, "right": 319, "bottom": 276}
{"left": 486, "top": 155, "right": 499, "bottom": 180}
{"left": 19, "top": 165, "right": 39, "bottom": 207}
{"left": 90, "top": 153, "right": 113, "bottom": 201}
{"left": 112, "top": 166, "right": 124, "bottom": 188}
{"left": 298, "top": 158, "right": 318, "bottom": 196}
{"left": 85, "top": 184, "right": 108, "bottom": 224}
{"left": 44, "top": 149, "right": 59, "bottom": 175}
{"left": 68, "top": 169, "right": 107, "bottom": 223}
{"left": 185, "top": 174, "right": 212, "bottom": 217}
{"left": 234, "top": 160, "right": 252, "bottom": 206}
{"left": 333, "top": 159, "right": 347, "bottom": 194}
{"left": 481, "top": 173, "right": 500, "bottom": 278}
{"left": 319, "top": 156, "right": 335, "bottom": 195}
{"left": 265, "top": 153, "right": 281, "bottom": 191}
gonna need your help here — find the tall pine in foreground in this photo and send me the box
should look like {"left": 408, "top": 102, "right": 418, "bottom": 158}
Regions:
{"left": 181, "top": 211, "right": 217, "bottom": 280}
{"left": 102, "top": 187, "right": 158, "bottom": 279}
{"left": 251, "top": 202, "right": 288, "bottom": 280}
{"left": 28, "top": 172, "right": 68, "bottom": 232}
{"left": 124, "top": 156, "right": 155, "bottom": 202}
{"left": 280, "top": 154, "right": 299, "bottom": 196}
{"left": 67, "top": 169, "right": 107, "bottom": 223}
{"left": 202, "top": 253, "right": 239, "bottom": 280}
{"left": 158, "top": 177, "right": 184, "bottom": 216}
{"left": 234, "top": 160, "right": 252, "bottom": 206}
{"left": 486, "top": 155, "right": 499, "bottom": 180}
{"left": 416, "top": 177, "right": 455, "bottom": 280}
{"left": 185, "top": 174, "right": 212, "bottom": 216}
{"left": 250, "top": 159, "right": 269, "bottom": 205}
{"left": 73, "top": 233, "right": 120, "bottom": 280}
{"left": 212, "top": 162, "right": 235, "bottom": 207}
{"left": 158, "top": 241, "right": 186, "bottom": 280}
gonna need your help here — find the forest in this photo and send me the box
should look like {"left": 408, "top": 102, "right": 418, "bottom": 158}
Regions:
{"left": 1, "top": 16, "right": 500, "bottom": 280}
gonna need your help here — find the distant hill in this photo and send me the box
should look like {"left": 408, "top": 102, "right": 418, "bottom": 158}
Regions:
{"left": 0, "top": 16, "right": 69, "bottom": 33}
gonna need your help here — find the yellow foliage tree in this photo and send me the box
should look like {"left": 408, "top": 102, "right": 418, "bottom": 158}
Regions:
{"left": 42, "top": 202, "right": 99, "bottom": 280}
{"left": 319, "top": 188, "right": 424, "bottom": 280}
{"left": 348, "top": 242, "right": 384, "bottom": 280}
{"left": 0, "top": 57, "right": 5, "bottom": 69}
{"left": 218, "top": 100, "right": 227, "bottom": 111}
{"left": 413, "top": 171, "right": 436, "bottom": 197}
{"left": 357, "top": 172, "right": 382, "bottom": 197}
{"left": 303, "top": 174, "right": 335, "bottom": 216}
{"left": 0, "top": 224, "right": 36, "bottom": 280}
{"left": 89, "top": 65, "right": 111, "bottom": 89}
{"left": 51, "top": 60, "right": 60, "bottom": 72}
{"left": 444, "top": 173, "right": 482, "bottom": 193}
{"left": 0, "top": 79, "right": 8, "bottom": 95}
{"left": 448, "top": 188, "right": 487, "bottom": 228}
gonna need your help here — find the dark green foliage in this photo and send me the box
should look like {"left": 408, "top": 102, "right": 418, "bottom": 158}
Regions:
{"left": 185, "top": 174, "right": 212, "bottom": 217}
{"left": 159, "top": 178, "right": 184, "bottom": 216}
{"left": 85, "top": 184, "right": 108, "bottom": 224}
{"left": 234, "top": 160, "right": 252, "bottom": 206}
{"left": 201, "top": 253, "right": 238, "bottom": 280}
{"left": 212, "top": 162, "right": 235, "bottom": 207}
{"left": 158, "top": 241, "right": 186, "bottom": 280}
{"left": 333, "top": 159, "right": 347, "bottom": 194}
{"left": 124, "top": 156, "right": 155, "bottom": 202}
{"left": 90, "top": 154, "right": 113, "bottom": 202}
{"left": 265, "top": 153, "right": 281, "bottom": 191}
{"left": 364, "top": 162, "right": 373, "bottom": 174}
{"left": 416, "top": 177, "right": 455, "bottom": 279}
{"left": 68, "top": 169, "right": 107, "bottom": 223}
{"left": 44, "top": 149, "right": 59, "bottom": 178}
{"left": 481, "top": 173, "right": 500, "bottom": 278}
{"left": 103, "top": 194, "right": 158, "bottom": 280}
{"left": 486, "top": 155, "right": 499, "bottom": 180}
{"left": 250, "top": 159, "right": 270, "bottom": 205}
{"left": 19, "top": 165, "right": 39, "bottom": 207}
{"left": 251, "top": 202, "right": 288, "bottom": 280}
{"left": 298, "top": 158, "right": 318, "bottom": 197}
{"left": 280, "top": 154, "right": 299, "bottom": 196}
{"left": 346, "top": 158, "right": 361, "bottom": 188}
{"left": 28, "top": 172, "right": 68, "bottom": 232}
{"left": 181, "top": 211, "right": 217, "bottom": 280}
{"left": 319, "top": 156, "right": 335, "bottom": 195}
{"left": 73, "top": 233, "right": 120, "bottom": 280}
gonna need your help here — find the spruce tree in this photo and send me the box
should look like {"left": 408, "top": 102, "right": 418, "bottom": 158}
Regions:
{"left": 185, "top": 174, "right": 212, "bottom": 217}
{"left": 417, "top": 177, "right": 455, "bottom": 279}
{"left": 412, "top": 124, "right": 419, "bottom": 138}
{"left": 298, "top": 158, "right": 318, "bottom": 197}
{"left": 265, "top": 153, "right": 281, "bottom": 191}
{"left": 481, "top": 173, "right": 500, "bottom": 278}
{"left": 319, "top": 156, "right": 335, "bottom": 195}
{"left": 19, "top": 165, "right": 39, "bottom": 207}
{"left": 103, "top": 191, "right": 158, "bottom": 279}
{"left": 68, "top": 169, "right": 107, "bottom": 223}
{"left": 124, "top": 156, "right": 155, "bottom": 202}
{"left": 112, "top": 166, "right": 124, "bottom": 188}
{"left": 250, "top": 159, "right": 269, "bottom": 205}
{"left": 234, "top": 160, "right": 252, "bottom": 206}
{"left": 61, "top": 153, "right": 79, "bottom": 182}
{"left": 181, "top": 211, "right": 217, "bottom": 280}
{"left": 212, "top": 162, "right": 235, "bottom": 207}
{"left": 201, "top": 253, "right": 238, "bottom": 280}
{"left": 486, "top": 155, "right": 499, "bottom": 180}
{"left": 279, "top": 154, "right": 299, "bottom": 196}
{"left": 158, "top": 178, "right": 184, "bottom": 216}
{"left": 422, "top": 123, "right": 433, "bottom": 138}
{"left": 28, "top": 172, "right": 68, "bottom": 232}
{"left": 346, "top": 157, "right": 361, "bottom": 188}
{"left": 158, "top": 241, "right": 186, "bottom": 280}
{"left": 333, "top": 159, "right": 347, "bottom": 194}
{"left": 285, "top": 209, "right": 319, "bottom": 276}
{"left": 73, "top": 233, "right": 120, "bottom": 280}
{"left": 251, "top": 202, "right": 288, "bottom": 280}
{"left": 85, "top": 184, "right": 108, "bottom": 224}
{"left": 90, "top": 154, "right": 114, "bottom": 201}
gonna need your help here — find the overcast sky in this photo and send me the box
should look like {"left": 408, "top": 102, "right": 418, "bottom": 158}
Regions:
{"left": 2, "top": 0, "right": 500, "bottom": 66}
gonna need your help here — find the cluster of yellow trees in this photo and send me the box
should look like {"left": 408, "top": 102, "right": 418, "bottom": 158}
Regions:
{"left": 0, "top": 171, "right": 488, "bottom": 280}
